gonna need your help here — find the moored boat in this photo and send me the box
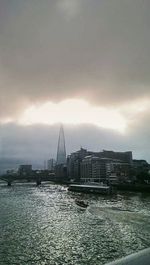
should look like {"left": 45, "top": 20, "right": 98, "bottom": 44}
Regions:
{"left": 68, "top": 184, "right": 112, "bottom": 194}
{"left": 75, "top": 199, "right": 88, "bottom": 208}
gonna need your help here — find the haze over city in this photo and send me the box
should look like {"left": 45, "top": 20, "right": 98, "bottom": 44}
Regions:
{"left": 1, "top": 0, "right": 150, "bottom": 168}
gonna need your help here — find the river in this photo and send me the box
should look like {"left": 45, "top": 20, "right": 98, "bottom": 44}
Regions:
{"left": 0, "top": 182, "right": 150, "bottom": 265}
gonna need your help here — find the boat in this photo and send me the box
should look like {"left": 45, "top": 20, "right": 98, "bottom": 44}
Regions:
{"left": 75, "top": 199, "right": 88, "bottom": 208}
{"left": 68, "top": 184, "right": 111, "bottom": 194}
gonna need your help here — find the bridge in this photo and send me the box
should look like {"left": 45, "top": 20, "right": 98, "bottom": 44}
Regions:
{"left": 105, "top": 247, "right": 150, "bottom": 265}
{"left": 0, "top": 172, "right": 56, "bottom": 186}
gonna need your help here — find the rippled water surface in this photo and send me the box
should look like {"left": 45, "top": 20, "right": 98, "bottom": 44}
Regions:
{"left": 0, "top": 183, "right": 150, "bottom": 265}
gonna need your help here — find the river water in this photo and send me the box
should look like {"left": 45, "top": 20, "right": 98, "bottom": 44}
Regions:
{"left": 0, "top": 182, "right": 150, "bottom": 265}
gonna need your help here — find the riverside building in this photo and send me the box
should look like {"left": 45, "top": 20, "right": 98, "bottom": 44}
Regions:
{"left": 67, "top": 148, "right": 132, "bottom": 182}
{"left": 80, "top": 156, "right": 111, "bottom": 184}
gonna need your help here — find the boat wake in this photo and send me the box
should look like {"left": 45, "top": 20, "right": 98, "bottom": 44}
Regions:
{"left": 88, "top": 206, "right": 150, "bottom": 226}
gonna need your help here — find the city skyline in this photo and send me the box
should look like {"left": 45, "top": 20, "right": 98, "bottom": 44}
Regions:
{"left": 0, "top": 122, "right": 149, "bottom": 172}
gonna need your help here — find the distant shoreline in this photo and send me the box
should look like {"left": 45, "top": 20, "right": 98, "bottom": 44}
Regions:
{"left": 113, "top": 184, "right": 150, "bottom": 193}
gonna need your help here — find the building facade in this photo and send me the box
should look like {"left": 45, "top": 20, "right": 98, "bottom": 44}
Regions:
{"left": 100, "top": 150, "right": 133, "bottom": 164}
{"left": 67, "top": 148, "right": 88, "bottom": 181}
{"left": 81, "top": 156, "right": 111, "bottom": 184}
{"left": 56, "top": 125, "right": 66, "bottom": 165}
{"left": 67, "top": 148, "right": 133, "bottom": 183}
{"left": 47, "top": 159, "right": 56, "bottom": 171}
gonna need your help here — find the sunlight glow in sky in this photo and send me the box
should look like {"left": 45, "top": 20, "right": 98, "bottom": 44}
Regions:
{"left": 17, "top": 99, "right": 127, "bottom": 132}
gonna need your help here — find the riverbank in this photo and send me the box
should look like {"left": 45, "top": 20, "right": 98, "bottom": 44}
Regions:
{"left": 113, "top": 184, "right": 150, "bottom": 193}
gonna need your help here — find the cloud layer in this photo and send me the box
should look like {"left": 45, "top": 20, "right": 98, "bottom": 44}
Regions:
{"left": 0, "top": 0, "right": 150, "bottom": 119}
{"left": 0, "top": 0, "right": 150, "bottom": 167}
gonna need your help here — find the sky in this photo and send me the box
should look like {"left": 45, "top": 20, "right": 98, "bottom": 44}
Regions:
{"left": 0, "top": 0, "right": 150, "bottom": 170}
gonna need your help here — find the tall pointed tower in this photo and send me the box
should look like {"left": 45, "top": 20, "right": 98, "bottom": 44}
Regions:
{"left": 56, "top": 125, "right": 66, "bottom": 165}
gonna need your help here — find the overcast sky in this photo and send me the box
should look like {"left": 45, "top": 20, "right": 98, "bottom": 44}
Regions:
{"left": 0, "top": 0, "right": 150, "bottom": 168}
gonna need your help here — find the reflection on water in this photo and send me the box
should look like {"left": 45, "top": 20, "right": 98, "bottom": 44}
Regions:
{"left": 0, "top": 182, "right": 150, "bottom": 265}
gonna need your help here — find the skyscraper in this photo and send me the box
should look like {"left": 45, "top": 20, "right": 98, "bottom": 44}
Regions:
{"left": 47, "top": 159, "right": 56, "bottom": 171}
{"left": 56, "top": 125, "right": 66, "bottom": 165}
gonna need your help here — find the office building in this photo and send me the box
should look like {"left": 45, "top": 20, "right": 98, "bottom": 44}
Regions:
{"left": 47, "top": 159, "right": 56, "bottom": 171}
{"left": 81, "top": 156, "right": 111, "bottom": 184}
{"left": 56, "top": 125, "right": 66, "bottom": 165}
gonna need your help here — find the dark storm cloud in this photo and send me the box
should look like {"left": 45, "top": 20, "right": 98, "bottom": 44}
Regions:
{"left": 0, "top": 0, "right": 150, "bottom": 119}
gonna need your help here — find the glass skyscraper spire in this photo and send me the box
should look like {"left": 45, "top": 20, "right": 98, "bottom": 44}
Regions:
{"left": 56, "top": 125, "right": 66, "bottom": 165}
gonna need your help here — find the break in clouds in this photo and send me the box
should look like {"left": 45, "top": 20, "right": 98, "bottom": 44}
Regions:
{"left": 0, "top": 0, "right": 150, "bottom": 165}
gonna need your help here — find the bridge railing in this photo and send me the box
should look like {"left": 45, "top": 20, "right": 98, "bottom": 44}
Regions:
{"left": 105, "top": 248, "right": 150, "bottom": 265}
